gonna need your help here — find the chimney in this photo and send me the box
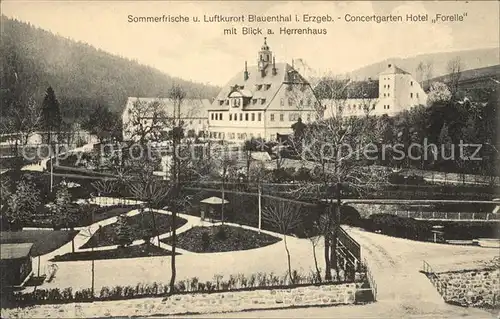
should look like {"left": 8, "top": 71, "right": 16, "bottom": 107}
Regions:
{"left": 272, "top": 56, "right": 277, "bottom": 76}
{"left": 244, "top": 61, "right": 249, "bottom": 81}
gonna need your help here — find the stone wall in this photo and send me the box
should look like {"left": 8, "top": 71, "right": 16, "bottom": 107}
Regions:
{"left": 1, "top": 283, "right": 359, "bottom": 318}
{"left": 163, "top": 282, "right": 358, "bottom": 315}
{"left": 436, "top": 268, "right": 500, "bottom": 308}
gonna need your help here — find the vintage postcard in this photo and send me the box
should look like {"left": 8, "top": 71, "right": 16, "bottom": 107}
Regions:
{"left": 0, "top": 1, "right": 499, "bottom": 318}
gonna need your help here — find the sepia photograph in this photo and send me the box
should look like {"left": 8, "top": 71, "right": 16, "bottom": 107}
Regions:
{"left": 0, "top": 1, "right": 499, "bottom": 318}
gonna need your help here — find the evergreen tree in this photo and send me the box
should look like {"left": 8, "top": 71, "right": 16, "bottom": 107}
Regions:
{"left": 116, "top": 214, "right": 133, "bottom": 247}
{"left": 49, "top": 183, "right": 73, "bottom": 229}
{"left": 41, "top": 86, "right": 62, "bottom": 144}
{"left": 6, "top": 178, "right": 41, "bottom": 230}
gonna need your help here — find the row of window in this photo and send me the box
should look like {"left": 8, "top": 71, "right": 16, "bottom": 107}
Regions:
{"left": 208, "top": 131, "right": 262, "bottom": 140}
{"left": 345, "top": 104, "right": 376, "bottom": 111}
{"left": 383, "top": 84, "right": 391, "bottom": 89}
{"left": 383, "top": 93, "right": 391, "bottom": 98}
{"left": 256, "top": 84, "right": 271, "bottom": 91}
{"left": 410, "top": 92, "right": 420, "bottom": 98}
{"left": 211, "top": 112, "right": 315, "bottom": 122}
{"left": 383, "top": 105, "right": 391, "bottom": 110}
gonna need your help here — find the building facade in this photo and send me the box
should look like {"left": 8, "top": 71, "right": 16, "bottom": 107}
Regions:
{"left": 323, "top": 63, "right": 428, "bottom": 118}
{"left": 122, "top": 97, "right": 211, "bottom": 141}
{"left": 207, "top": 38, "right": 322, "bottom": 142}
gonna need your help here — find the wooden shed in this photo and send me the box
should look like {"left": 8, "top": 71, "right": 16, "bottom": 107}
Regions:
{"left": 0, "top": 243, "right": 34, "bottom": 287}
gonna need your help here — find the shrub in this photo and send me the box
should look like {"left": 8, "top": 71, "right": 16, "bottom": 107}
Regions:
{"left": 201, "top": 232, "right": 210, "bottom": 251}
{"left": 215, "top": 226, "right": 228, "bottom": 240}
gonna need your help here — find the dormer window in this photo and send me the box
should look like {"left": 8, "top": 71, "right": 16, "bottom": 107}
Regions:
{"left": 264, "top": 84, "right": 271, "bottom": 90}
{"left": 252, "top": 99, "right": 257, "bottom": 104}
{"left": 261, "top": 98, "right": 266, "bottom": 105}
{"left": 256, "top": 84, "right": 262, "bottom": 90}
{"left": 225, "top": 100, "right": 229, "bottom": 105}
{"left": 219, "top": 100, "right": 224, "bottom": 106}
{"left": 288, "top": 98, "right": 293, "bottom": 106}
{"left": 232, "top": 98, "right": 241, "bottom": 107}
{"left": 240, "top": 85, "right": 245, "bottom": 89}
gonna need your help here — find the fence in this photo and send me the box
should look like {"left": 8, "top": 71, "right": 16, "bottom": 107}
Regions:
{"left": 422, "top": 260, "right": 447, "bottom": 299}
{"left": 338, "top": 227, "right": 361, "bottom": 261}
{"left": 391, "top": 211, "right": 500, "bottom": 222}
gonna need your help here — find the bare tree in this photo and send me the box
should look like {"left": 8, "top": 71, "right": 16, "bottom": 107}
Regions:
{"left": 262, "top": 199, "right": 302, "bottom": 284}
{"left": 290, "top": 72, "right": 388, "bottom": 280}
{"left": 416, "top": 60, "right": 434, "bottom": 89}
{"left": 447, "top": 57, "right": 464, "bottom": 99}
{"left": 124, "top": 98, "right": 169, "bottom": 145}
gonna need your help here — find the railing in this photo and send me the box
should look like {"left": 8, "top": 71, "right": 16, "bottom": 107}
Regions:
{"left": 391, "top": 211, "right": 500, "bottom": 222}
{"left": 338, "top": 227, "right": 361, "bottom": 261}
{"left": 364, "top": 258, "right": 377, "bottom": 301}
{"left": 422, "top": 260, "right": 447, "bottom": 300}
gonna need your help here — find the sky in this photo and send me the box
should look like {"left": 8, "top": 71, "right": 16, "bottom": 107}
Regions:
{"left": 2, "top": 1, "right": 499, "bottom": 86}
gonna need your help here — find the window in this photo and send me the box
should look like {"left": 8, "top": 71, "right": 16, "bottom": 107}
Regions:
{"left": 245, "top": 113, "right": 249, "bottom": 121}
{"left": 219, "top": 100, "right": 224, "bottom": 106}
{"left": 307, "top": 98, "right": 311, "bottom": 105}
{"left": 211, "top": 113, "right": 214, "bottom": 120}
{"left": 288, "top": 98, "right": 293, "bottom": 106}
{"left": 410, "top": 93, "right": 413, "bottom": 98}
{"left": 410, "top": 81, "right": 413, "bottom": 86}
{"left": 299, "top": 99, "right": 303, "bottom": 106}
{"left": 383, "top": 84, "right": 386, "bottom": 89}
{"left": 416, "top": 93, "right": 419, "bottom": 98}
{"left": 383, "top": 93, "right": 386, "bottom": 97}
{"left": 239, "top": 113, "right": 243, "bottom": 121}
{"left": 219, "top": 113, "right": 223, "bottom": 120}
{"left": 251, "top": 113, "right": 255, "bottom": 121}
{"left": 387, "top": 85, "right": 390, "bottom": 89}
{"left": 229, "top": 114, "right": 232, "bottom": 121}
{"left": 256, "top": 84, "right": 262, "bottom": 90}
{"left": 189, "top": 120, "right": 193, "bottom": 124}
{"left": 307, "top": 113, "right": 311, "bottom": 121}
{"left": 270, "top": 114, "right": 275, "bottom": 121}
{"left": 358, "top": 105, "right": 362, "bottom": 110}
{"left": 280, "top": 98, "right": 284, "bottom": 106}
{"left": 264, "top": 84, "right": 271, "bottom": 90}
{"left": 240, "top": 85, "right": 244, "bottom": 89}
{"left": 252, "top": 99, "right": 257, "bottom": 104}
{"left": 387, "top": 93, "right": 390, "bottom": 97}
{"left": 261, "top": 98, "right": 266, "bottom": 105}
{"left": 225, "top": 100, "right": 229, "bottom": 105}
{"left": 258, "top": 113, "right": 262, "bottom": 121}
{"left": 234, "top": 114, "right": 237, "bottom": 121}
{"left": 231, "top": 133, "right": 235, "bottom": 139}
{"left": 280, "top": 113, "right": 284, "bottom": 121}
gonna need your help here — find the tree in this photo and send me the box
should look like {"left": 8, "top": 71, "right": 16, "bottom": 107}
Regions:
{"left": 262, "top": 199, "right": 302, "bottom": 284}
{"left": 116, "top": 214, "right": 133, "bottom": 247}
{"left": 124, "top": 98, "right": 169, "bottom": 145}
{"left": 446, "top": 57, "right": 464, "bottom": 99}
{"left": 1, "top": 96, "right": 42, "bottom": 170}
{"left": 82, "top": 104, "right": 121, "bottom": 142}
{"left": 41, "top": 86, "right": 62, "bottom": 145}
{"left": 49, "top": 183, "right": 73, "bottom": 230}
{"left": 293, "top": 72, "right": 388, "bottom": 280}
{"left": 5, "top": 177, "right": 41, "bottom": 229}
{"left": 167, "top": 83, "right": 186, "bottom": 296}
{"left": 427, "top": 82, "right": 452, "bottom": 106}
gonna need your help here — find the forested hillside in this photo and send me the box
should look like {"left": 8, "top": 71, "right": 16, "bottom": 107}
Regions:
{"left": 0, "top": 16, "right": 220, "bottom": 124}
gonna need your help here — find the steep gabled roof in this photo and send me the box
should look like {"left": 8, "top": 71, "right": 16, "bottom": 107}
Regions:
{"left": 209, "top": 62, "right": 308, "bottom": 111}
{"left": 125, "top": 97, "right": 211, "bottom": 118}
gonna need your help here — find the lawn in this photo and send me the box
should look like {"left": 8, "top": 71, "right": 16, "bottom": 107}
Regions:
{"left": 80, "top": 212, "right": 188, "bottom": 249}
{"left": 50, "top": 243, "right": 178, "bottom": 262}
{"left": 0, "top": 230, "right": 79, "bottom": 256}
{"left": 161, "top": 225, "right": 281, "bottom": 253}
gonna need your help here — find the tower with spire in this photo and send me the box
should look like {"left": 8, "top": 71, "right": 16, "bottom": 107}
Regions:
{"left": 258, "top": 37, "right": 272, "bottom": 71}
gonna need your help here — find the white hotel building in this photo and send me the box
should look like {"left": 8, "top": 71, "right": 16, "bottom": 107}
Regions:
{"left": 207, "top": 38, "right": 322, "bottom": 142}
{"left": 323, "top": 63, "right": 428, "bottom": 118}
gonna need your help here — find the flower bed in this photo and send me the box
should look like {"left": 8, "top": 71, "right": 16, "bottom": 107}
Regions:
{"left": 161, "top": 225, "right": 281, "bottom": 253}
{"left": 80, "top": 212, "right": 188, "bottom": 249}
{"left": 50, "top": 243, "right": 178, "bottom": 262}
